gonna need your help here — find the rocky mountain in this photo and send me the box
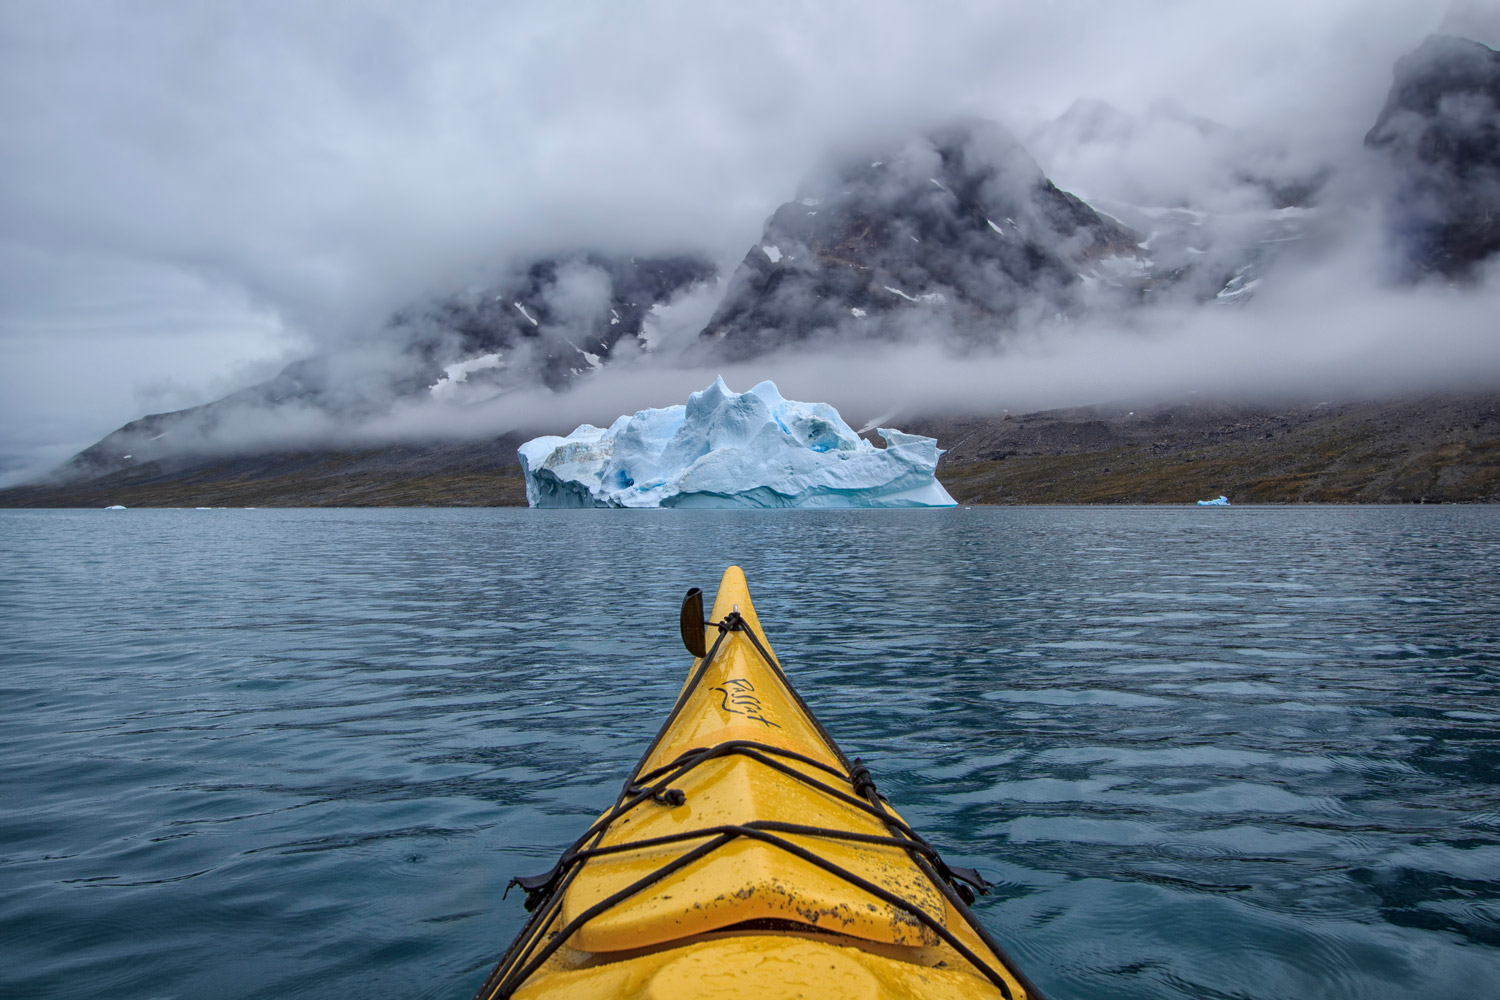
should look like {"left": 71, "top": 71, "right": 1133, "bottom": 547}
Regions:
{"left": 699, "top": 119, "right": 1148, "bottom": 358}
{"left": 1026, "top": 98, "right": 1330, "bottom": 307}
{"left": 11, "top": 32, "right": 1500, "bottom": 504}
{"left": 1367, "top": 34, "right": 1500, "bottom": 279}
{"left": 60, "top": 252, "right": 717, "bottom": 479}
{"left": 403, "top": 252, "right": 718, "bottom": 390}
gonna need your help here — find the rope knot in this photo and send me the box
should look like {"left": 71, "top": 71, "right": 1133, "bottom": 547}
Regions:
{"left": 848, "top": 758, "right": 878, "bottom": 800}
{"left": 627, "top": 784, "right": 687, "bottom": 807}
{"left": 654, "top": 787, "right": 687, "bottom": 807}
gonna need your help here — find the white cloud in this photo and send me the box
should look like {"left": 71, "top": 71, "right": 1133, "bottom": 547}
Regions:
{"left": 0, "top": 0, "right": 1482, "bottom": 478}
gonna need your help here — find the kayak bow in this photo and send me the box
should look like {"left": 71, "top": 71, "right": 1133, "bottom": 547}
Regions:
{"left": 476, "top": 566, "right": 1044, "bottom": 1000}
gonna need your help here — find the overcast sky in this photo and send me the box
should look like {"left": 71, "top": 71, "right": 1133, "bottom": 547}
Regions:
{"left": 0, "top": 0, "right": 1483, "bottom": 477}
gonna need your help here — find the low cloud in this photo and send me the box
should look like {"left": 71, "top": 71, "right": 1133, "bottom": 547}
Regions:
{"left": 1, "top": 0, "right": 1492, "bottom": 479}
{"left": 155, "top": 211, "right": 1496, "bottom": 458}
{"left": 367, "top": 242, "right": 1500, "bottom": 444}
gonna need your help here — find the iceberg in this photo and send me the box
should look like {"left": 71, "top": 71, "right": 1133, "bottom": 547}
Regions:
{"left": 1197, "top": 495, "right": 1230, "bottom": 506}
{"left": 518, "top": 377, "right": 957, "bottom": 508}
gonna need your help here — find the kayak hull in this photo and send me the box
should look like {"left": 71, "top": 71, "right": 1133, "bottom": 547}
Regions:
{"left": 512, "top": 934, "right": 1017, "bottom": 1000}
{"left": 476, "top": 566, "right": 1043, "bottom": 1000}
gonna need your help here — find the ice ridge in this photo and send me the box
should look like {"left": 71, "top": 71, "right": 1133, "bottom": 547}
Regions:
{"left": 517, "top": 377, "right": 957, "bottom": 508}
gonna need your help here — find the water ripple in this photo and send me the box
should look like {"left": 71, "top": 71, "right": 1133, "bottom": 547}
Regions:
{"left": 1, "top": 506, "right": 1498, "bottom": 999}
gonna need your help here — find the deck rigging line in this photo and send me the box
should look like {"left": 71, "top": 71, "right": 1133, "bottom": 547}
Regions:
{"left": 475, "top": 611, "right": 1047, "bottom": 1000}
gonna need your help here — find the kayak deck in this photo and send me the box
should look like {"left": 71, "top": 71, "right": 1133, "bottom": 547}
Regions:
{"left": 475, "top": 566, "right": 1043, "bottom": 1000}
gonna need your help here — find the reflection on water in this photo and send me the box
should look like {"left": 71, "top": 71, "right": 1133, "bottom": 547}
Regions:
{"left": 1, "top": 506, "right": 1497, "bottom": 999}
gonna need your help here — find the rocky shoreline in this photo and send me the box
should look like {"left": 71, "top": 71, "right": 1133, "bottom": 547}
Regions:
{"left": 906, "top": 393, "right": 1500, "bottom": 504}
{"left": 3, "top": 393, "right": 1496, "bottom": 508}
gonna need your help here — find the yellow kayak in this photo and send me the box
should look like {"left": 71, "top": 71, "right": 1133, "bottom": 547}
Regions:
{"left": 475, "top": 566, "right": 1045, "bottom": 1000}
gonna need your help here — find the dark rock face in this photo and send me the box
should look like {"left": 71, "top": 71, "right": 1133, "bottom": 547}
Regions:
{"left": 700, "top": 119, "right": 1146, "bottom": 358}
{"left": 399, "top": 252, "right": 717, "bottom": 390}
{"left": 1366, "top": 34, "right": 1500, "bottom": 279}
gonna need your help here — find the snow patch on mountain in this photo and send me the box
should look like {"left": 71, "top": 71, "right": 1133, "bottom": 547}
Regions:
{"left": 883, "top": 285, "right": 946, "bottom": 304}
{"left": 430, "top": 352, "right": 504, "bottom": 399}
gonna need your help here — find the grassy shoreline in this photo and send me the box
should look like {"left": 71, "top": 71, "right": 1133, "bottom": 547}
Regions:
{"left": 5, "top": 394, "right": 1497, "bottom": 508}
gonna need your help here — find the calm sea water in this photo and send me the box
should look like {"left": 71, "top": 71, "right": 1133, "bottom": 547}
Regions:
{"left": 2, "top": 506, "right": 1498, "bottom": 999}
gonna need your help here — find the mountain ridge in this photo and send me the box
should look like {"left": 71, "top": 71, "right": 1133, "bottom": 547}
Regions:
{"left": 698, "top": 118, "right": 1149, "bottom": 359}
{"left": 10, "top": 33, "right": 1500, "bottom": 503}
{"left": 1366, "top": 33, "right": 1500, "bottom": 278}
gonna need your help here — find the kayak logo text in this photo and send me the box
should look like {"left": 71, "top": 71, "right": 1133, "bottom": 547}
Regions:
{"left": 709, "top": 678, "right": 781, "bottom": 729}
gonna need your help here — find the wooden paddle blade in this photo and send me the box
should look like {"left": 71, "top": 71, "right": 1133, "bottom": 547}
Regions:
{"left": 679, "top": 587, "right": 707, "bottom": 658}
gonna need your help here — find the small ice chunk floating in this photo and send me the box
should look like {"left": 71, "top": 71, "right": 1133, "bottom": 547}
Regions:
{"left": 1197, "top": 495, "right": 1231, "bottom": 506}
{"left": 518, "top": 377, "right": 957, "bottom": 508}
